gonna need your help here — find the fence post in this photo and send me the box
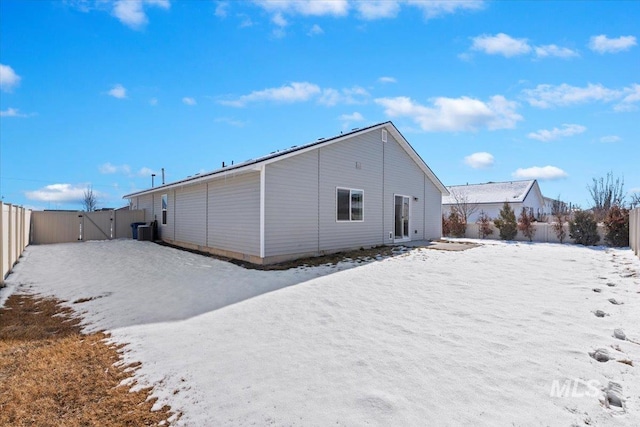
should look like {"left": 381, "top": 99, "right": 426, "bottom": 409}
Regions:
{"left": 0, "top": 202, "right": 4, "bottom": 284}
{"left": 8, "top": 204, "right": 14, "bottom": 276}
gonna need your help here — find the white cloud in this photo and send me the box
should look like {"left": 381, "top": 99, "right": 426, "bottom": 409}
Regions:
{"left": 527, "top": 124, "right": 586, "bottom": 142}
{"left": 182, "top": 97, "right": 197, "bottom": 105}
{"left": 99, "top": 163, "right": 131, "bottom": 175}
{"left": 112, "top": 0, "right": 170, "bottom": 30}
{"left": 588, "top": 35, "right": 637, "bottom": 54}
{"left": 339, "top": 112, "right": 365, "bottom": 122}
{"left": 219, "top": 82, "right": 367, "bottom": 107}
{"left": 464, "top": 152, "right": 494, "bottom": 169}
{"left": 471, "top": 33, "right": 531, "bottom": 57}
{"left": 214, "top": 1, "right": 229, "bottom": 18}
{"left": 378, "top": 76, "right": 397, "bottom": 84}
{"left": 254, "top": 0, "right": 482, "bottom": 20}
{"left": 0, "top": 108, "right": 29, "bottom": 118}
{"left": 253, "top": 0, "right": 349, "bottom": 17}
{"left": 108, "top": 83, "right": 127, "bottom": 99}
{"left": 307, "top": 24, "right": 324, "bottom": 36}
{"left": 137, "top": 167, "right": 156, "bottom": 177}
{"left": 534, "top": 44, "right": 579, "bottom": 59}
{"left": 0, "top": 63, "right": 21, "bottom": 92}
{"left": 614, "top": 83, "right": 640, "bottom": 112}
{"left": 512, "top": 166, "right": 568, "bottom": 180}
{"left": 220, "top": 82, "right": 321, "bottom": 107}
{"left": 600, "top": 135, "right": 621, "bottom": 143}
{"left": 407, "top": 0, "right": 484, "bottom": 19}
{"left": 522, "top": 83, "right": 625, "bottom": 108}
{"left": 272, "top": 12, "right": 287, "bottom": 27}
{"left": 25, "top": 183, "right": 97, "bottom": 203}
{"left": 318, "top": 86, "right": 369, "bottom": 106}
{"left": 355, "top": 0, "right": 401, "bottom": 20}
{"left": 375, "top": 94, "right": 522, "bottom": 132}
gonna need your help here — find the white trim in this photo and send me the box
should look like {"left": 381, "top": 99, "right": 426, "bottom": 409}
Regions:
{"left": 393, "top": 194, "right": 411, "bottom": 243}
{"left": 381, "top": 129, "right": 387, "bottom": 142}
{"left": 259, "top": 165, "right": 266, "bottom": 258}
{"left": 336, "top": 187, "right": 364, "bottom": 222}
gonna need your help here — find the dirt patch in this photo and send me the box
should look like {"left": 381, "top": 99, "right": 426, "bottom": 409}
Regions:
{"left": 156, "top": 241, "right": 411, "bottom": 270}
{"left": 0, "top": 293, "right": 177, "bottom": 426}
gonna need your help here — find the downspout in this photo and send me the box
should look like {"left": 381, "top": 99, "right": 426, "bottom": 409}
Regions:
{"left": 260, "top": 165, "right": 266, "bottom": 259}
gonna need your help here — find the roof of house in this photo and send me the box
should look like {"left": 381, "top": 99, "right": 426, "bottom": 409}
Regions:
{"left": 442, "top": 180, "right": 538, "bottom": 205}
{"left": 123, "top": 121, "right": 448, "bottom": 198}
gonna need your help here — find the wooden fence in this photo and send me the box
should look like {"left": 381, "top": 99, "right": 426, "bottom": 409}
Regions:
{"left": 31, "top": 210, "right": 145, "bottom": 244}
{"left": 1, "top": 202, "right": 32, "bottom": 285}
{"left": 631, "top": 208, "right": 640, "bottom": 258}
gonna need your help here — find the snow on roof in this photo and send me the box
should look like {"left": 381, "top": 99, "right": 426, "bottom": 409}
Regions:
{"left": 442, "top": 180, "right": 536, "bottom": 205}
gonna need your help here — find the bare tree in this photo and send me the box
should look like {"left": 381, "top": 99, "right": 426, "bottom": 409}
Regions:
{"left": 449, "top": 190, "right": 479, "bottom": 225}
{"left": 517, "top": 207, "right": 536, "bottom": 242}
{"left": 551, "top": 197, "right": 568, "bottom": 216}
{"left": 630, "top": 192, "right": 640, "bottom": 209}
{"left": 476, "top": 210, "right": 494, "bottom": 239}
{"left": 82, "top": 186, "right": 98, "bottom": 212}
{"left": 587, "top": 172, "right": 625, "bottom": 221}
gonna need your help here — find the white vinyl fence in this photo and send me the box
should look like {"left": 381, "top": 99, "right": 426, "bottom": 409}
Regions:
{"left": 460, "top": 222, "right": 606, "bottom": 244}
{"left": 1, "top": 202, "right": 32, "bottom": 285}
{"left": 631, "top": 208, "right": 639, "bottom": 258}
{"left": 31, "top": 209, "right": 145, "bottom": 244}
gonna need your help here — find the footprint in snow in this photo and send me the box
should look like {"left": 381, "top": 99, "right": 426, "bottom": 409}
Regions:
{"left": 606, "top": 282, "right": 616, "bottom": 287}
{"left": 613, "top": 329, "right": 626, "bottom": 341}
{"left": 589, "top": 348, "right": 611, "bottom": 362}
{"left": 592, "top": 288, "right": 602, "bottom": 293}
{"left": 593, "top": 310, "right": 608, "bottom": 318}
{"left": 603, "top": 382, "right": 625, "bottom": 410}
{"left": 608, "top": 298, "right": 624, "bottom": 305}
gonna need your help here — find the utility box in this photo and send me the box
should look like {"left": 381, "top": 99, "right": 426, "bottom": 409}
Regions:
{"left": 137, "top": 225, "right": 152, "bottom": 241}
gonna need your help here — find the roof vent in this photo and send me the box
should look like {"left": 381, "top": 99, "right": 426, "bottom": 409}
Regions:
{"left": 382, "top": 129, "right": 387, "bottom": 142}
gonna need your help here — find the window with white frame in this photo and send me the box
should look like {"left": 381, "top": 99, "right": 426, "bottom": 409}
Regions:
{"left": 161, "top": 194, "right": 168, "bottom": 225}
{"left": 337, "top": 188, "right": 363, "bottom": 222}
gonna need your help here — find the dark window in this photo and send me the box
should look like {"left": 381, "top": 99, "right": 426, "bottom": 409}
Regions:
{"left": 161, "top": 194, "right": 168, "bottom": 225}
{"left": 337, "top": 188, "right": 363, "bottom": 221}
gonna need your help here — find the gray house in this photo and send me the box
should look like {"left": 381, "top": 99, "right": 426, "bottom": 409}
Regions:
{"left": 124, "top": 122, "right": 448, "bottom": 264}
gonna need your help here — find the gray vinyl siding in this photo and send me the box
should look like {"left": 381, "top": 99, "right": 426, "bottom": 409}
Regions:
{"left": 175, "top": 184, "right": 207, "bottom": 246}
{"left": 424, "top": 176, "right": 442, "bottom": 239}
{"left": 264, "top": 151, "right": 319, "bottom": 257}
{"left": 318, "top": 129, "right": 384, "bottom": 252}
{"left": 207, "top": 172, "right": 260, "bottom": 256}
{"left": 136, "top": 194, "right": 154, "bottom": 222}
{"left": 383, "top": 133, "right": 428, "bottom": 241}
{"left": 125, "top": 123, "right": 446, "bottom": 262}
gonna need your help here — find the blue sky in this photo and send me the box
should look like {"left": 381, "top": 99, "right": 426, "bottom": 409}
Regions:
{"left": 1, "top": 0, "right": 638, "bottom": 210}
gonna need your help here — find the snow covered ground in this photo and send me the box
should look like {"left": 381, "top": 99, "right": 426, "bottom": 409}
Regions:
{"left": 3, "top": 239, "right": 640, "bottom": 426}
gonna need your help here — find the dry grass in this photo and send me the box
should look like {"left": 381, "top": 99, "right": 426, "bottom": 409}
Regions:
{"left": 0, "top": 293, "right": 176, "bottom": 426}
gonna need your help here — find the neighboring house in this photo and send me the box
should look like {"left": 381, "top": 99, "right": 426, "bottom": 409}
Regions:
{"left": 542, "top": 196, "right": 569, "bottom": 217}
{"left": 443, "top": 180, "right": 545, "bottom": 223}
{"left": 123, "top": 122, "right": 449, "bottom": 264}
